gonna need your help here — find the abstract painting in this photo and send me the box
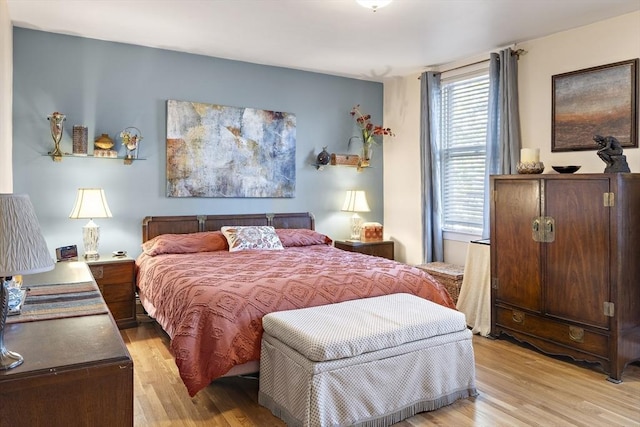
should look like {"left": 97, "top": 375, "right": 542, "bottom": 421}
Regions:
{"left": 552, "top": 59, "right": 638, "bottom": 152}
{"left": 166, "top": 100, "right": 296, "bottom": 197}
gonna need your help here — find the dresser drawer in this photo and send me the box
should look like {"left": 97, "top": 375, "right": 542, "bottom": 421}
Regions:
{"left": 334, "top": 240, "right": 394, "bottom": 260}
{"left": 107, "top": 300, "right": 135, "bottom": 323}
{"left": 90, "top": 262, "right": 134, "bottom": 285}
{"left": 98, "top": 281, "right": 134, "bottom": 303}
{"left": 495, "top": 306, "right": 609, "bottom": 358}
{"left": 87, "top": 257, "right": 137, "bottom": 329}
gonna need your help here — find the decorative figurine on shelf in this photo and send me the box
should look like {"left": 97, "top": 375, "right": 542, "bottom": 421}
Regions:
{"left": 594, "top": 135, "right": 630, "bottom": 173}
{"left": 94, "top": 134, "right": 117, "bottom": 158}
{"left": 47, "top": 112, "right": 66, "bottom": 161}
{"left": 72, "top": 125, "right": 88, "bottom": 156}
{"left": 120, "top": 127, "right": 143, "bottom": 160}
{"left": 316, "top": 147, "right": 330, "bottom": 166}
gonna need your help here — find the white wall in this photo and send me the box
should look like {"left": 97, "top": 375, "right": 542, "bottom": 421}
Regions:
{"left": 518, "top": 12, "right": 640, "bottom": 173}
{"left": 383, "top": 76, "right": 423, "bottom": 264}
{"left": 0, "top": 0, "right": 11, "bottom": 192}
{"left": 384, "top": 11, "right": 640, "bottom": 266}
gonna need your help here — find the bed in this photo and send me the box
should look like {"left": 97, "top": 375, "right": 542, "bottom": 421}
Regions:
{"left": 135, "top": 212, "right": 455, "bottom": 396}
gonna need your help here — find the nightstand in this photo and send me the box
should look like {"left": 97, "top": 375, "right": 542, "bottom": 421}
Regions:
{"left": 334, "top": 240, "right": 394, "bottom": 260}
{"left": 86, "top": 255, "right": 137, "bottom": 329}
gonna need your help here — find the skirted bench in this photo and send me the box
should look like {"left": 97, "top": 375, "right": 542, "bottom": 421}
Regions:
{"left": 258, "top": 293, "right": 477, "bottom": 427}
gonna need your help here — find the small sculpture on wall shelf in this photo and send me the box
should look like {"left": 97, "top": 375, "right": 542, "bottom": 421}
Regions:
{"left": 47, "top": 112, "right": 66, "bottom": 161}
{"left": 120, "top": 127, "right": 143, "bottom": 161}
{"left": 594, "top": 135, "right": 630, "bottom": 173}
{"left": 94, "top": 133, "right": 116, "bottom": 158}
{"left": 316, "top": 147, "right": 330, "bottom": 166}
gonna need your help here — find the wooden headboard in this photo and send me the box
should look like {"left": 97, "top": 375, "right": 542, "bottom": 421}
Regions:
{"left": 141, "top": 212, "right": 315, "bottom": 243}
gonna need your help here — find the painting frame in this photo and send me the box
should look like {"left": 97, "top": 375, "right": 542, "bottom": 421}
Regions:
{"left": 166, "top": 100, "right": 296, "bottom": 198}
{"left": 551, "top": 58, "right": 638, "bottom": 152}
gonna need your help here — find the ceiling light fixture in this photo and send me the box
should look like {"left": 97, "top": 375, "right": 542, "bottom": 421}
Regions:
{"left": 356, "top": 0, "right": 393, "bottom": 12}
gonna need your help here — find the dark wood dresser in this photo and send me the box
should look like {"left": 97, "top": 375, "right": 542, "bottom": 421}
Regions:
{"left": 0, "top": 262, "right": 133, "bottom": 426}
{"left": 490, "top": 174, "right": 640, "bottom": 382}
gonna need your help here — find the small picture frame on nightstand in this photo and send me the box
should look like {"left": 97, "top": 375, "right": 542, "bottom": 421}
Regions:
{"left": 56, "top": 245, "right": 78, "bottom": 262}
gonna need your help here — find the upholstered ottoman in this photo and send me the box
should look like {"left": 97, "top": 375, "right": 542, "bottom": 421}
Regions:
{"left": 258, "top": 293, "right": 477, "bottom": 427}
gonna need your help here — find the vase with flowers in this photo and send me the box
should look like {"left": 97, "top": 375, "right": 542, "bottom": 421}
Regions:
{"left": 349, "top": 104, "right": 394, "bottom": 167}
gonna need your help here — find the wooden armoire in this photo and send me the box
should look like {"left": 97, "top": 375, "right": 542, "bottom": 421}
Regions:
{"left": 490, "top": 173, "right": 640, "bottom": 382}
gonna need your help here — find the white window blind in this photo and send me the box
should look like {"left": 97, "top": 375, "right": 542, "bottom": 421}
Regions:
{"left": 440, "top": 72, "right": 489, "bottom": 235}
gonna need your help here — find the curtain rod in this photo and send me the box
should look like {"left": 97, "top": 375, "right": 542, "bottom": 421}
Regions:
{"left": 419, "top": 49, "right": 526, "bottom": 79}
{"left": 438, "top": 58, "right": 489, "bottom": 74}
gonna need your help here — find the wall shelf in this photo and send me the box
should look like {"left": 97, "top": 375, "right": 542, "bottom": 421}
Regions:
{"left": 330, "top": 153, "right": 360, "bottom": 166}
{"left": 45, "top": 153, "right": 145, "bottom": 165}
{"left": 313, "top": 153, "right": 370, "bottom": 172}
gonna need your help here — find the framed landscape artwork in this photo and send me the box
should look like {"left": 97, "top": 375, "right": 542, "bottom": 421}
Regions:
{"left": 166, "top": 100, "right": 296, "bottom": 198}
{"left": 551, "top": 59, "right": 638, "bottom": 152}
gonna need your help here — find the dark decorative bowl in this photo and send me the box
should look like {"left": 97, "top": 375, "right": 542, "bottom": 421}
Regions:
{"left": 552, "top": 165, "right": 581, "bottom": 174}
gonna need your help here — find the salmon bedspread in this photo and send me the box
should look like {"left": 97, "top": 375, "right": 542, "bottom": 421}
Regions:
{"left": 136, "top": 244, "right": 455, "bottom": 396}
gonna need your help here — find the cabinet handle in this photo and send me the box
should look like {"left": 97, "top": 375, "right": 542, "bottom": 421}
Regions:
{"left": 545, "top": 218, "right": 555, "bottom": 242}
{"left": 569, "top": 326, "right": 584, "bottom": 343}
{"left": 512, "top": 310, "right": 525, "bottom": 324}
{"left": 91, "top": 266, "right": 104, "bottom": 279}
{"left": 532, "top": 216, "right": 556, "bottom": 242}
{"left": 531, "top": 219, "right": 541, "bottom": 242}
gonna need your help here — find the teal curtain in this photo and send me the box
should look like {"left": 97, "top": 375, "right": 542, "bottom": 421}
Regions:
{"left": 482, "top": 48, "right": 522, "bottom": 238}
{"left": 420, "top": 71, "right": 443, "bottom": 263}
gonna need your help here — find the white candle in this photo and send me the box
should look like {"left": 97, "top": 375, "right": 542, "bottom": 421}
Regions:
{"left": 521, "top": 148, "right": 539, "bottom": 163}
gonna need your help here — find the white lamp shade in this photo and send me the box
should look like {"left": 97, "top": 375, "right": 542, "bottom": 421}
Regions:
{"left": 0, "top": 194, "right": 54, "bottom": 276}
{"left": 69, "top": 188, "right": 113, "bottom": 219}
{"left": 341, "top": 190, "right": 371, "bottom": 213}
{"left": 356, "top": 0, "right": 393, "bottom": 10}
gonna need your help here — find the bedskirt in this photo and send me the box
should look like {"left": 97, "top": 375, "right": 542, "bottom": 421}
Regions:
{"left": 259, "top": 329, "right": 477, "bottom": 427}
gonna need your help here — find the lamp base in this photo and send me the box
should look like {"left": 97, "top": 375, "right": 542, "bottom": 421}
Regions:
{"left": 84, "top": 252, "right": 100, "bottom": 261}
{"left": 1, "top": 281, "right": 24, "bottom": 370}
{"left": 350, "top": 213, "right": 363, "bottom": 240}
{"left": 0, "top": 348, "right": 23, "bottom": 370}
{"left": 82, "top": 220, "right": 101, "bottom": 261}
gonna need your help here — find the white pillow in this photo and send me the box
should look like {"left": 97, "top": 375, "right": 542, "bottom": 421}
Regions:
{"left": 221, "top": 225, "right": 284, "bottom": 252}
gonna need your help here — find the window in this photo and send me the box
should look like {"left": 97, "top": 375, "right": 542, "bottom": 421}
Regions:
{"left": 440, "top": 71, "right": 490, "bottom": 235}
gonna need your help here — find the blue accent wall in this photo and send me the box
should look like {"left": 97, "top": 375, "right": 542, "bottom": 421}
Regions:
{"left": 13, "top": 28, "right": 384, "bottom": 257}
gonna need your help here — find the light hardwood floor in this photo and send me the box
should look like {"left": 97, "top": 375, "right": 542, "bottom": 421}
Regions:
{"left": 121, "top": 322, "right": 640, "bottom": 427}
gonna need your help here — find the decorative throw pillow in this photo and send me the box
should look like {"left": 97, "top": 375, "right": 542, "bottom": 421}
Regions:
{"left": 221, "top": 226, "right": 284, "bottom": 252}
{"left": 142, "top": 231, "right": 228, "bottom": 256}
{"left": 275, "top": 229, "right": 333, "bottom": 247}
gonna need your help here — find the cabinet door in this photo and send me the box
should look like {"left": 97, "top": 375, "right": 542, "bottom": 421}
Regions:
{"left": 492, "top": 179, "right": 543, "bottom": 312}
{"left": 544, "top": 179, "right": 610, "bottom": 329}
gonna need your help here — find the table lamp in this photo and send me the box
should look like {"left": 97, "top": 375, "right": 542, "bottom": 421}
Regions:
{"left": 341, "top": 190, "right": 370, "bottom": 241}
{"left": 69, "top": 188, "right": 112, "bottom": 260}
{"left": 0, "top": 194, "right": 55, "bottom": 370}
